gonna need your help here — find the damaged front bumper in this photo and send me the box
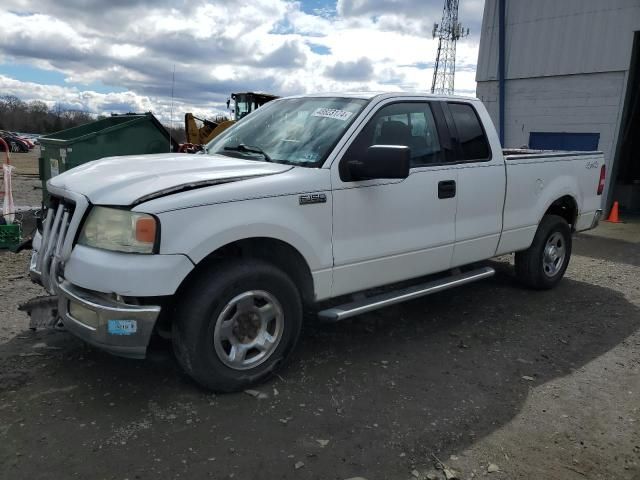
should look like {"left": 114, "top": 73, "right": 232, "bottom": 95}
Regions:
{"left": 57, "top": 281, "right": 160, "bottom": 359}
{"left": 29, "top": 231, "right": 161, "bottom": 359}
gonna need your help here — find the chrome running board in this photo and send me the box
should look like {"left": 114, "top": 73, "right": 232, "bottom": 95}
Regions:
{"left": 318, "top": 266, "right": 495, "bottom": 322}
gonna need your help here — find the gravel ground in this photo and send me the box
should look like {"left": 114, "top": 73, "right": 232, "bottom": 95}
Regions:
{"left": 9, "top": 175, "right": 43, "bottom": 209}
{"left": 3, "top": 148, "right": 39, "bottom": 175}
{"left": 0, "top": 251, "right": 43, "bottom": 342}
{"left": 0, "top": 225, "right": 638, "bottom": 480}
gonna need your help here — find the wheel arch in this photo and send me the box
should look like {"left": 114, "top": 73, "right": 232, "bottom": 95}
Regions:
{"left": 177, "top": 237, "right": 316, "bottom": 306}
{"left": 543, "top": 195, "right": 579, "bottom": 230}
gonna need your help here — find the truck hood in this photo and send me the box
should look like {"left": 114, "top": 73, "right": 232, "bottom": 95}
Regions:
{"left": 47, "top": 153, "right": 292, "bottom": 205}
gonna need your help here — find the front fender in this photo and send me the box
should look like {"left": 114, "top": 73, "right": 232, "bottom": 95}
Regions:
{"left": 156, "top": 194, "right": 333, "bottom": 273}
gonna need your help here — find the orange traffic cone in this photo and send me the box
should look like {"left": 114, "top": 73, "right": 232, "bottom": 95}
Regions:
{"left": 605, "top": 201, "right": 622, "bottom": 223}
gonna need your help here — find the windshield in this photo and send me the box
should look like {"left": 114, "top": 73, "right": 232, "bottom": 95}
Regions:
{"left": 206, "top": 97, "right": 368, "bottom": 167}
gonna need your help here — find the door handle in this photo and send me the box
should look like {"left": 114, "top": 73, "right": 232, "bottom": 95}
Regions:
{"left": 438, "top": 180, "right": 456, "bottom": 199}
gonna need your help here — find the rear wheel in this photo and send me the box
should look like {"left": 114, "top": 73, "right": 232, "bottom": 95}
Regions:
{"left": 173, "top": 260, "right": 302, "bottom": 392}
{"left": 515, "top": 214, "right": 572, "bottom": 289}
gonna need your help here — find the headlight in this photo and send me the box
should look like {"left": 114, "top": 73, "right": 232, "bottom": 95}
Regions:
{"left": 78, "top": 206, "right": 158, "bottom": 254}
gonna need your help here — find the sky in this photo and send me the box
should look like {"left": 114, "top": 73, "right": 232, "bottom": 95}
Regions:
{"left": 0, "top": 0, "right": 486, "bottom": 124}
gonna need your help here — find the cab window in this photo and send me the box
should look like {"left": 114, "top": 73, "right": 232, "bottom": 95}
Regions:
{"left": 447, "top": 102, "right": 491, "bottom": 161}
{"left": 344, "top": 102, "right": 443, "bottom": 167}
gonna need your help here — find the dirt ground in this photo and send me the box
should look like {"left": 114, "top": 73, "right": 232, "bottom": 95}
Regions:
{"left": 0, "top": 214, "right": 639, "bottom": 479}
{"left": 5, "top": 148, "right": 40, "bottom": 176}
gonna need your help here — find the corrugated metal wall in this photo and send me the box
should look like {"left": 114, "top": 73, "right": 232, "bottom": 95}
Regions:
{"left": 477, "top": 71, "right": 626, "bottom": 154}
{"left": 475, "top": 0, "right": 640, "bottom": 204}
{"left": 476, "top": 0, "right": 640, "bottom": 81}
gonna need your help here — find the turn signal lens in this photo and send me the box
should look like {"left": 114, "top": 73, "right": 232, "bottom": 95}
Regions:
{"left": 597, "top": 165, "right": 606, "bottom": 195}
{"left": 136, "top": 217, "right": 157, "bottom": 243}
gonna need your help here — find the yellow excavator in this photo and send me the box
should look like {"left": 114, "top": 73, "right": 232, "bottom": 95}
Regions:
{"left": 184, "top": 113, "right": 234, "bottom": 147}
{"left": 183, "top": 92, "right": 279, "bottom": 152}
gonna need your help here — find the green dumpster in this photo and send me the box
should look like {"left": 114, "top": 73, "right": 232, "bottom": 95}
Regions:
{"left": 38, "top": 113, "right": 179, "bottom": 201}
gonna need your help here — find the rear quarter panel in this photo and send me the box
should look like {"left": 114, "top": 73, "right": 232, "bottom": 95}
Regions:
{"left": 497, "top": 152, "right": 604, "bottom": 255}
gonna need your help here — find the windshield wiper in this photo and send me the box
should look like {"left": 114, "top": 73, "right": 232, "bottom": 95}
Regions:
{"left": 223, "top": 143, "right": 272, "bottom": 162}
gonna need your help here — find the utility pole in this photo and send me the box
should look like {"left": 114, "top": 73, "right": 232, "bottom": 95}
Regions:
{"left": 431, "top": 0, "right": 469, "bottom": 95}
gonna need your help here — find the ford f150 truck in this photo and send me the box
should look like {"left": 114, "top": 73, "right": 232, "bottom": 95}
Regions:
{"left": 28, "top": 93, "right": 606, "bottom": 391}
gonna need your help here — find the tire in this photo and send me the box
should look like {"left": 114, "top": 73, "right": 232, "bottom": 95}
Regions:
{"left": 515, "top": 214, "right": 572, "bottom": 290}
{"left": 172, "top": 259, "right": 303, "bottom": 392}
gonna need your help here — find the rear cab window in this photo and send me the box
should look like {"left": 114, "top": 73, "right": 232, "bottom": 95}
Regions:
{"left": 446, "top": 102, "right": 492, "bottom": 162}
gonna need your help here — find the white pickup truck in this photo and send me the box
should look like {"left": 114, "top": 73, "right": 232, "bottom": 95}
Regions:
{"left": 28, "top": 93, "right": 605, "bottom": 391}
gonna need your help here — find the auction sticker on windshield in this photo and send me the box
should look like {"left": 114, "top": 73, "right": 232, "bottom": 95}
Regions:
{"left": 312, "top": 108, "right": 353, "bottom": 121}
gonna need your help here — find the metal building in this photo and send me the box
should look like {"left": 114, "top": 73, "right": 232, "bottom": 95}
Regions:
{"left": 476, "top": 0, "right": 640, "bottom": 212}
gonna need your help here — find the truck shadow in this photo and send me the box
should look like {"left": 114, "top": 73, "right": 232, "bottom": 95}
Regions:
{"left": 1, "top": 263, "right": 639, "bottom": 479}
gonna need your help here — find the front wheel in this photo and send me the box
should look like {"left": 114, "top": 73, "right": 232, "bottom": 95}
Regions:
{"left": 172, "top": 260, "right": 303, "bottom": 392}
{"left": 515, "top": 214, "right": 572, "bottom": 290}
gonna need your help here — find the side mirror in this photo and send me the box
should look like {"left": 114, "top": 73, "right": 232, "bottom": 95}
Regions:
{"left": 347, "top": 145, "right": 410, "bottom": 181}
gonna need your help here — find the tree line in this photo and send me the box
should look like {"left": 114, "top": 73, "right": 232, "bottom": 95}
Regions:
{"left": 0, "top": 95, "right": 185, "bottom": 142}
{"left": 0, "top": 95, "right": 95, "bottom": 134}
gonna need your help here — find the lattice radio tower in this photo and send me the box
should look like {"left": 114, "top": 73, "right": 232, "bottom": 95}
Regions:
{"left": 431, "top": 0, "right": 469, "bottom": 95}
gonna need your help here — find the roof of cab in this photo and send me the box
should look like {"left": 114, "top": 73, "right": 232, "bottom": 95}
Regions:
{"left": 286, "top": 91, "right": 479, "bottom": 101}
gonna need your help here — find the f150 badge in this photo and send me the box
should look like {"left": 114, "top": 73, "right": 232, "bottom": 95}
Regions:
{"left": 299, "top": 193, "right": 327, "bottom": 205}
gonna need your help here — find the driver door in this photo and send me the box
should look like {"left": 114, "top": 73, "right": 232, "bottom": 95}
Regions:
{"left": 330, "top": 100, "right": 458, "bottom": 297}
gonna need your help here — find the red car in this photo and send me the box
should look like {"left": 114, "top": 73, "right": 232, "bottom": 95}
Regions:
{"left": 0, "top": 132, "right": 30, "bottom": 152}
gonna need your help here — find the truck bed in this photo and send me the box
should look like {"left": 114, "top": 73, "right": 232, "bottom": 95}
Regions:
{"left": 496, "top": 148, "right": 604, "bottom": 256}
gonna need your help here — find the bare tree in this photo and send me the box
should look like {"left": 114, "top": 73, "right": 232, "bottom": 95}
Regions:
{"left": 0, "top": 97, "right": 97, "bottom": 134}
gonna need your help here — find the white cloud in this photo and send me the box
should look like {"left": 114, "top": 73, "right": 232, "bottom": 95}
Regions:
{"left": 0, "top": 0, "right": 485, "bottom": 122}
{"left": 109, "top": 44, "right": 146, "bottom": 60}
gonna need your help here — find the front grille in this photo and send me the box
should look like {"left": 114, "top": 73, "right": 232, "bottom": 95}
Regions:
{"left": 38, "top": 196, "right": 78, "bottom": 294}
